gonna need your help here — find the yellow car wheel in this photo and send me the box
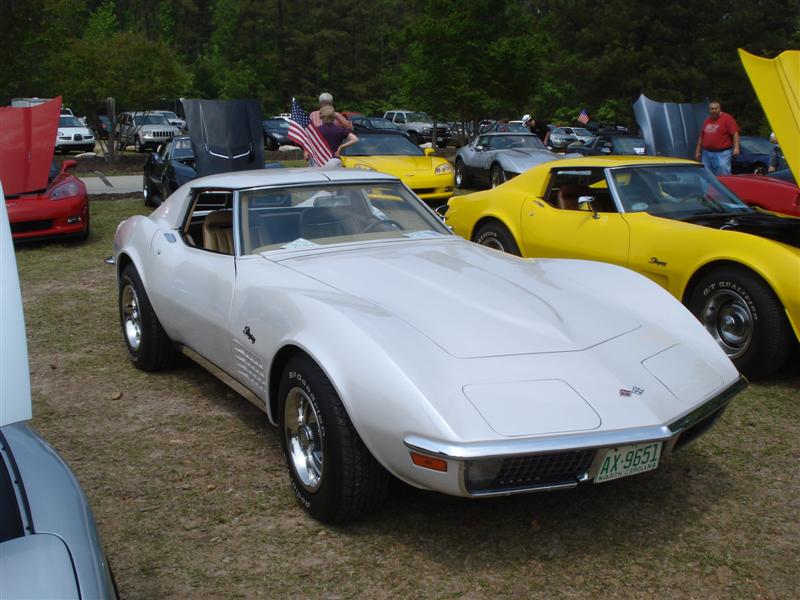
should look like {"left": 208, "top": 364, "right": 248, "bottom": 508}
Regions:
{"left": 473, "top": 222, "right": 520, "bottom": 256}
{"left": 687, "top": 266, "right": 792, "bottom": 379}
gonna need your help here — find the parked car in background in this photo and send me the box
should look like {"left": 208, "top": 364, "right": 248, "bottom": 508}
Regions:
{"left": 478, "top": 121, "right": 529, "bottom": 135}
{"left": 455, "top": 132, "right": 565, "bottom": 189}
{"left": 55, "top": 115, "right": 96, "bottom": 153}
{"left": 719, "top": 173, "right": 800, "bottom": 217}
{"left": 383, "top": 110, "right": 451, "bottom": 146}
{"left": 262, "top": 117, "right": 296, "bottom": 150}
{"left": 94, "top": 115, "right": 112, "bottom": 140}
{"left": 143, "top": 136, "right": 196, "bottom": 206}
{"left": 152, "top": 110, "right": 187, "bottom": 132}
{"left": 732, "top": 136, "right": 775, "bottom": 174}
{"left": 1, "top": 99, "right": 90, "bottom": 241}
{"left": 547, "top": 127, "right": 580, "bottom": 149}
{"left": 339, "top": 131, "right": 454, "bottom": 203}
{"left": 351, "top": 116, "right": 408, "bottom": 137}
{"left": 116, "top": 111, "right": 181, "bottom": 152}
{"left": 0, "top": 196, "right": 116, "bottom": 599}
{"left": 569, "top": 134, "right": 647, "bottom": 156}
{"left": 445, "top": 156, "right": 800, "bottom": 378}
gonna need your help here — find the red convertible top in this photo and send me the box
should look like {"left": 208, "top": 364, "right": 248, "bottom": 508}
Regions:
{"left": 0, "top": 97, "right": 61, "bottom": 195}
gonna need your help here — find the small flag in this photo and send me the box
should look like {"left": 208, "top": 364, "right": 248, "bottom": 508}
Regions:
{"left": 577, "top": 109, "right": 590, "bottom": 125}
{"left": 287, "top": 98, "right": 333, "bottom": 166}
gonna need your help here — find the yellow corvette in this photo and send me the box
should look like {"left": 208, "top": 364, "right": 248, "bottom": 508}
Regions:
{"left": 445, "top": 156, "right": 800, "bottom": 378}
{"left": 339, "top": 131, "right": 454, "bottom": 203}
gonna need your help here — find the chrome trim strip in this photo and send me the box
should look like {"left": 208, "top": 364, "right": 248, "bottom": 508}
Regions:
{"left": 404, "top": 425, "right": 673, "bottom": 461}
{"left": 177, "top": 344, "right": 266, "bottom": 413}
{"left": 667, "top": 375, "right": 747, "bottom": 433}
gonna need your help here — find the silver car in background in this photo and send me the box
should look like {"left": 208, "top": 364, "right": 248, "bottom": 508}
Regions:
{"left": 116, "top": 111, "right": 181, "bottom": 152}
{"left": 455, "top": 132, "right": 566, "bottom": 188}
{"left": 548, "top": 126, "right": 594, "bottom": 149}
{"left": 0, "top": 189, "right": 117, "bottom": 599}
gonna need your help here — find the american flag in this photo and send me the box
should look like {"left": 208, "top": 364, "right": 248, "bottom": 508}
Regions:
{"left": 577, "top": 109, "right": 590, "bottom": 125}
{"left": 287, "top": 98, "right": 332, "bottom": 166}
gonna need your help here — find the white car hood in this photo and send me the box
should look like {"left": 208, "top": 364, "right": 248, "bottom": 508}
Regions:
{"left": 58, "top": 126, "right": 93, "bottom": 136}
{"left": 275, "top": 239, "right": 639, "bottom": 358}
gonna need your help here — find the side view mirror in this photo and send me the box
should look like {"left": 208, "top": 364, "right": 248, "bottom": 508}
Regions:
{"left": 435, "top": 204, "right": 449, "bottom": 220}
{"left": 61, "top": 159, "right": 77, "bottom": 173}
{"left": 150, "top": 151, "right": 162, "bottom": 163}
{"left": 578, "top": 195, "right": 600, "bottom": 219}
{"left": 475, "top": 145, "right": 485, "bottom": 152}
{"left": 424, "top": 148, "right": 435, "bottom": 156}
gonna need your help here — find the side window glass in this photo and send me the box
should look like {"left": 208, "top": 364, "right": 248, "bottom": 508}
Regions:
{"left": 183, "top": 190, "right": 234, "bottom": 253}
{"left": 544, "top": 169, "right": 616, "bottom": 213}
{"left": 395, "top": 113, "right": 406, "bottom": 124}
{"left": 385, "top": 112, "right": 395, "bottom": 121}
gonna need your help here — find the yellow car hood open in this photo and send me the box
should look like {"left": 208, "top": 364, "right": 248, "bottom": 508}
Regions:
{"left": 739, "top": 48, "right": 799, "bottom": 181}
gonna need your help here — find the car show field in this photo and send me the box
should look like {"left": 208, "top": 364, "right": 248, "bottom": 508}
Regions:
{"left": 13, "top": 195, "right": 799, "bottom": 599}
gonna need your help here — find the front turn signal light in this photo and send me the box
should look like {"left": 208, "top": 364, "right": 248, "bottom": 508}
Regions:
{"left": 410, "top": 452, "right": 448, "bottom": 472}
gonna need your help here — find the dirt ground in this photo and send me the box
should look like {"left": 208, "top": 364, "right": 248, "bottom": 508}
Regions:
{"left": 14, "top": 197, "right": 800, "bottom": 599}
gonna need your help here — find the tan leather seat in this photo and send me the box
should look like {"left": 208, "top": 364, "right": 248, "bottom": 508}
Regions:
{"left": 557, "top": 184, "right": 592, "bottom": 211}
{"left": 203, "top": 210, "right": 234, "bottom": 254}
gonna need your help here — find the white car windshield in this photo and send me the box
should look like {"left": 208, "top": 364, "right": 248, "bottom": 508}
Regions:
{"left": 59, "top": 116, "right": 83, "bottom": 127}
{"left": 239, "top": 182, "right": 449, "bottom": 254}
{"left": 610, "top": 165, "right": 753, "bottom": 219}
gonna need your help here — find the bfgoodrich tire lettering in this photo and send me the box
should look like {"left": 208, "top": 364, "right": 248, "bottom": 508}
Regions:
{"left": 473, "top": 222, "right": 521, "bottom": 256}
{"left": 278, "top": 354, "right": 388, "bottom": 523}
{"left": 687, "top": 266, "right": 791, "bottom": 379}
{"left": 118, "top": 264, "right": 176, "bottom": 371}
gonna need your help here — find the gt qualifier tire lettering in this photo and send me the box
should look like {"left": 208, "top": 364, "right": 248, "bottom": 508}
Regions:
{"left": 473, "top": 223, "right": 521, "bottom": 256}
{"left": 688, "top": 266, "right": 791, "bottom": 379}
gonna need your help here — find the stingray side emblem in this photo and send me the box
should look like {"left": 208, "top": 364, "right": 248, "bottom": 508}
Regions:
{"left": 649, "top": 257, "right": 667, "bottom": 267}
{"left": 619, "top": 386, "right": 644, "bottom": 397}
{"left": 243, "top": 326, "right": 256, "bottom": 344}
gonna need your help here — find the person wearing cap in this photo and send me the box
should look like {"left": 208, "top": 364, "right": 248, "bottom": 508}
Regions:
{"left": 309, "top": 92, "right": 352, "bottom": 130}
{"left": 523, "top": 114, "right": 549, "bottom": 143}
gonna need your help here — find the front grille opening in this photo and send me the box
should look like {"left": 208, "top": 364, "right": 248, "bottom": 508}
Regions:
{"left": 11, "top": 220, "right": 53, "bottom": 234}
{"left": 673, "top": 405, "right": 727, "bottom": 451}
{"left": 466, "top": 449, "right": 596, "bottom": 494}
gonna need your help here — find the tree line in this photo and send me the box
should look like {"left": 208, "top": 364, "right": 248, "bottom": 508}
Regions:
{"left": 1, "top": 0, "right": 797, "bottom": 133}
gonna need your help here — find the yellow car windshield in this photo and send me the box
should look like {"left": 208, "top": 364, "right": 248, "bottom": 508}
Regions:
{"left": 342, "top": 133, "right": 424, "bottom": 157}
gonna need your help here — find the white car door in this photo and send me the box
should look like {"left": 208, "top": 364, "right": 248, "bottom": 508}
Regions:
{"left": 147, "top": 190, "right": 236, "bottom": 373}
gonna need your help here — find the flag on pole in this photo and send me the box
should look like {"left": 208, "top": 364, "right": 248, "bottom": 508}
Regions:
{"left": 577, "top": 109, "right": 590, "bottom": 125}
{"left": 287, "top": 98, "right": 333, "bottom": 166}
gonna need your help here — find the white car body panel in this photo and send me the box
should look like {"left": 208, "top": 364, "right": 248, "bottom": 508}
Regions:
{"left": 0, "top": 187, "right": 31, "bottom": 427}
{"left": 112, "top": 168, "right": 744, "bottom": 498}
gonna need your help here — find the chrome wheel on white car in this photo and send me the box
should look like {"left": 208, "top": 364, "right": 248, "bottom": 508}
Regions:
{"left": 284, "top": 387, "right": 324, "bottom": 492}
{"left": 278, "top": 354, "right": 388, "bottom": 523}
{"left": 118, "top": 264, "right": 176, "bottom": 371}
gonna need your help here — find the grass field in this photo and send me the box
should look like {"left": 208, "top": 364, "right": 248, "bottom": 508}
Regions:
{"left": 14, "top": 196, "right": 800, "bottom": 599}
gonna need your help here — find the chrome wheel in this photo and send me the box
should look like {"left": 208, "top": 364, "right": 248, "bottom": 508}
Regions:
{"left": 490, "top": 167, "right": 504, "bottom": 188}
{"left": 480, "top": 236, "right": 505, "bottom": 251}
{"left": 121, "top": 283, "right": 142, "bottom": 351}
{"left": 455, "top": 162, "right": 464, "bottom": 187}
{"left": 284, "top": 387, "right": 323, "bottom": 492}
{"left": 701, "top": 289, "right": 753, "bottom": 359}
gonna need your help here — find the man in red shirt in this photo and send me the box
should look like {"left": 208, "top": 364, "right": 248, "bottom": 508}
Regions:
{"left": 694, "top": 101, "right": 740, "bottom": 175}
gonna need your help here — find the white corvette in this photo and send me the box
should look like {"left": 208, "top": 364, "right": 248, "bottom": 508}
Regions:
{"left": 112, "top": 167, "right": 745, "bottom": 523}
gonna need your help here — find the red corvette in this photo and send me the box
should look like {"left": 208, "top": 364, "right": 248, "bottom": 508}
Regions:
{"left": 0, "top": 97, "right": 90, "bottom": 241}
{"left": 719, "top": 174, "right": 800, "bottom": 218}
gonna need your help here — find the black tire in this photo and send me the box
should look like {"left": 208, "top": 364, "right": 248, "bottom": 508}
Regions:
{"left": 687, "top": 266, "right": 792, "bottom": 379}
{"left": 752, "top": 163, "right": 767, "bottom": 175}
{"left": 134, "top": 136, "right": 145, "bottom": 153}
{"left": 278, "top": 354, "right": 388, "bottom": 523}
{"left": 76, "top": 210, "right": 90, "bottom": 241}
{"left": 490, "top": 164, "right": 506, "bottom": 188}
{"left": 143, "top": 176, "right": 155, "bottom": 207}
{"left": 455, "top": 159, "right": 470, "bottom": 189}
{"left": 472, "top": 222, "right": 521, "bottom": 256}
{"left": 118, "top": 264, "right": 176, "bottom": 371}
{"left": 266, "top": 136, "right": 279, "bottom": 151}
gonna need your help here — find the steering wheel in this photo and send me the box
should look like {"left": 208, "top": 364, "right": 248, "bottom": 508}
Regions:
{"left": 363, "top": 218, "right": 403, "bottom": 233}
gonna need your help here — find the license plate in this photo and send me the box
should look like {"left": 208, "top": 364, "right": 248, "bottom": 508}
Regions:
{"left": 594, "top": 441, "right": 662, "bottom": 483}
